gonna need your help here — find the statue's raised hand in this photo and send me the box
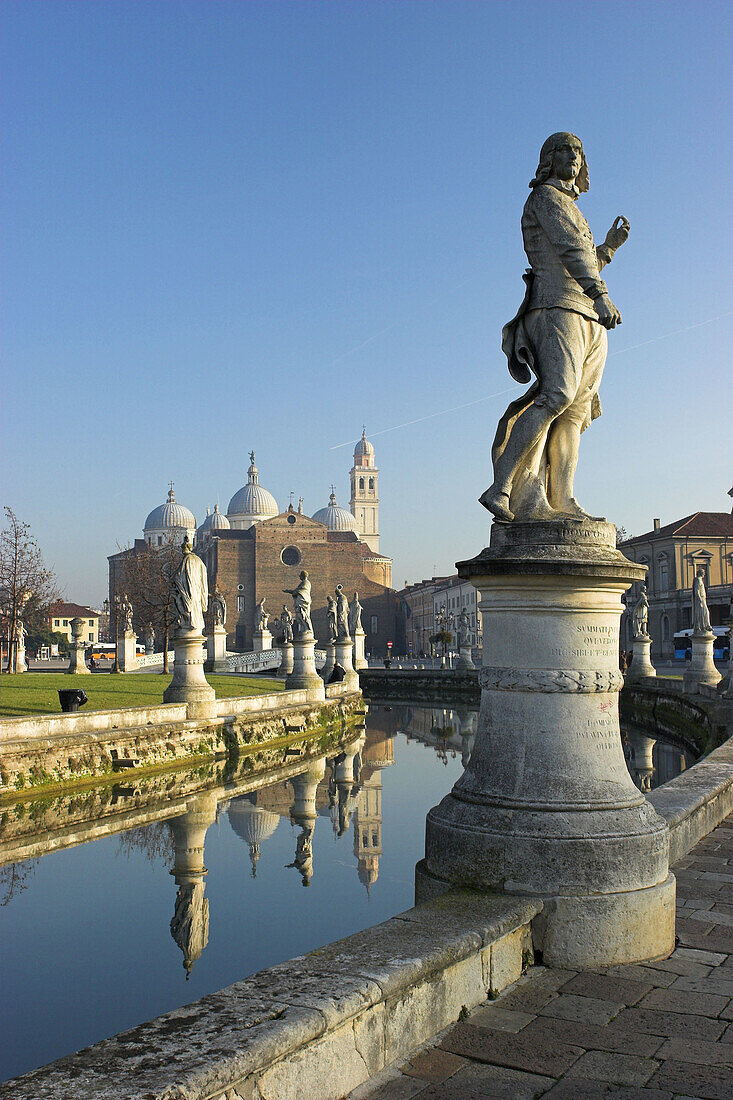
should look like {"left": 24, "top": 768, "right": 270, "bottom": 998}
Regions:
{"left": 604, "top": 215, "right": 630, "bottom": 252}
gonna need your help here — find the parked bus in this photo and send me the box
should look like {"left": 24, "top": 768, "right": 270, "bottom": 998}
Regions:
{"left": 674, "top": 628, "right": 730, "bottom": 661}
{"left": 88, "top": 642, "right": 145, "bottom": 661}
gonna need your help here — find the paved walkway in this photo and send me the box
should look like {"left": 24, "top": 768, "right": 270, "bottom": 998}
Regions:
{"left": 360, "top": 815, "right": 733, "bottom": 1100}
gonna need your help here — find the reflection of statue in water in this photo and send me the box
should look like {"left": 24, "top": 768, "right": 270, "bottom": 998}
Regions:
{"left": 632, "top": 587, "right": 650, "bottom": 639}
{"left": 286, "top": 823, "right": 314, "bottom": 887}
{"left": 170, "top": 882, "right": 210, "bottom": 978}
{"left": 335, "top": 584, "right": 350, "bottom": 639}
{"left": 326, "top": 595, "right": 337, "bottom": 642}
{"left": 254, "top": 597, "right": 268, "bottom": 631}
{"left": 480, "top": 133, "right": 630, "bottom": 523}
{"left": 284, "top": 570, "right": 313, "bottom": 636}
{"left": 279, "top": 605, "right": 293, "bottom": 643}
{"left": 692, "top": 572, "right": 712, "bottom": 634}
{"left": 349, "top": 592, "right": 363, "bottom": 635}
{"left": 211, "top": 588, "right": 226, "bottom": 627}
{"left": 171, "top": 537, "right": 208, "bottom": 633}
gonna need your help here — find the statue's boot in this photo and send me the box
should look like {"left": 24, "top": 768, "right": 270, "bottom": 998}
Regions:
{"left": 479, "top": 485, "right": 513, "bottom": 522}
{"left": 555, "top": 496, "right": 592, "bottom": 519}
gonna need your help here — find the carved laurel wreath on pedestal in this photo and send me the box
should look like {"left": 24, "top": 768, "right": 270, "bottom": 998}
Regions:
{"left": 479, "top": 667, "right": 624, "bottom": 693}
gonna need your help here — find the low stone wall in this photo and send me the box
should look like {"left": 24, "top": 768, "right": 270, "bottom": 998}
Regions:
{"left": 0, "top": 891, "right": 539, "bottom": 1100}
{"left": 649, "top": 735, "right": 733, "bottom": 863}
{"left": 359, "top": 668, "right": 480, "bottom": 703}
{"left": 620, "top": 680, "right": 729, "bottom": 756}
{"left": 1, "top": 688, "right": 363, "bottom": 796}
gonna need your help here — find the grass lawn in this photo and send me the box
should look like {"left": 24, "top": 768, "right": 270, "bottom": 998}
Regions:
{"left": 0, "top": 672, "right": 284, "bottom": 717}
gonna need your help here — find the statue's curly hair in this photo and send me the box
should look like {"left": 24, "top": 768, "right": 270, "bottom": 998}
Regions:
{"left": 529, "top": 132, "right": 589, "bottom": 193}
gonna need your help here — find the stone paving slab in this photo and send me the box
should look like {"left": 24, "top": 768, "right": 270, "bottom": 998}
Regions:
{"left": 359, "top": 812, "right": 733, "bottom": 1099}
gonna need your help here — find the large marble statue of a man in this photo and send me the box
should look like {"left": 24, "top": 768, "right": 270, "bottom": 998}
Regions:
{"left": 692, "top": 571, "right": 712, "bottom": 634}
{"left": 348, "top": 592, "right": 363, "bottom": 635}
{"left": 171, "top": 536, "right": 208, "bottom": 633}
{"left": 480, "top": 133, "right": 630, "bottom": 522}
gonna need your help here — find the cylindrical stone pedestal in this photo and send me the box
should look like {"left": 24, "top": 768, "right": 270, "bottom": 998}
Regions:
{"left": 67, "top": 617, "right": 91, "bottom": 675}
{"left": 164, "top": 629, "right": 217, "bottom": 718}
{"left": 416, "top": 519, "right": 675, "bottom": 970}
{"left": 626, "top": 634, "right": 656, "bottom": 682}
{"left": 286, "top": 633, "right": 325, "bottom": 701}
{"left": 335, "top": 636, "right": 360, "bottom": 690}
{"left": 684, "top": 631, "right": 722, "bottom": 693}
{"left": 205, "top": 626, "right": 228, "bottom": 673}
{"left": 456, "top": 644, "right": 476, "bottom": 671}
{"left": 252, "top": 629, "right": 272, "bottom": 653}
{"left": 353, "top": 629, "right": 368, "bottom": 670}
{"left": 278, "top": 642, "right": 294, "bottom": 678}
{"left": 320, "top": 641, "right": 336, "bottom": 682}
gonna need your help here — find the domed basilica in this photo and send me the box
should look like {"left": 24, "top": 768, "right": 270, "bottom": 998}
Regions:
{"left": 109, "top": 431, "right": 399, "bottom": 655}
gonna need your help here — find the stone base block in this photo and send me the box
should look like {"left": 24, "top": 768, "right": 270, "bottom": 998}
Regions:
{"left": 286, "top": 636, "right": 325, "bottom": 701}
{"left": 416, "top": 860, "right": 675, "bottom": 971}
{"left": 456, "top": 644, "right": 475, "bottom": 671}
{"left": 116, "top": 631, "right": 138, "bottom": 672}
{"left": 164, "top": 630, "right": 216, "bottom": 718}
{"left": 204, "top": 627, "right": 228, "bottom": 673}
{"left": 67, "top": 645, "right": 91, "bottom": 675}
{"left": 353, "top": 630, "right": 368, "bottom": 670}
{"left": 626, "top": 635, "right": 656, "bottom": 681}
{"left": 684, "top": 632, "right": 722, "bottom": 693}
{"left": 252, "top": 629, "right": 273, "bottom": 653}
{"left": 335, "top": 638, "right": 360, "bottom": 691}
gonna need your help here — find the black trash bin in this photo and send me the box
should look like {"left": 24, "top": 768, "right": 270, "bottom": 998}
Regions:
{"left": 58, "top": 689, "right": 88, "bottom": 713}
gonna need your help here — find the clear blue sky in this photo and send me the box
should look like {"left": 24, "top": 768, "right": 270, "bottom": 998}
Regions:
{"left": 3, "top": 0, "right": 732, "bottom": 606}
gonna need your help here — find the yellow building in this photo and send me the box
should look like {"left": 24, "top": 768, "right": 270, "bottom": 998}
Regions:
{"left": 619, "top": 512, "right": 733, "bottom": 658}
{"left": 48, "top": 602, "right": 100, "bottom": 645}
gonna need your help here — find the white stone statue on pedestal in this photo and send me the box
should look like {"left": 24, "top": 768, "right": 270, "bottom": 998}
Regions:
{"left": 479, "top": 132, "right": 629, "bottom": 523}
{"left": 326, "top": 595, "right": 338, "bottom": 643}
{"left": 632, "top": 587, "right": 650, "bottom": 639}
{"left": 284, "top": 570, "right": 313, "bottom": 637}
{"left": 692, "top": 573, "right": 712, "bottom": 634}
{"left": 335, "top": 584, "right": 350, "bottom": 640}
{"left": 211, "top": 589, "right": 226, "bottom": 628}
{"left": 254, "top": 596, "right": 268, "bottom": 632}
{"left": 348, "top": 592, "right": 363, "bottom": 636}
{"left": 279, "top": 606, "right": 293, "bottom": 643}
{"left": 145, "top": 624, "right": 155, "bottom": 654}
{"left": 164, "top": 536, "right": 215, "bottom": 715}
{"left": 12, "top": 615, "right": 27, "bottom": 673}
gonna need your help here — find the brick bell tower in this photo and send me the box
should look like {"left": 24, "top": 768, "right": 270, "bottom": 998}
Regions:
{"left": 349, "top": 427, "right": 379, "bottom": 554}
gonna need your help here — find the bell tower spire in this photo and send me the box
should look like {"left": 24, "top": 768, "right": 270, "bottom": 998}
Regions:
{"left": 349, "top": 428, "right": 379, "bottom": 553}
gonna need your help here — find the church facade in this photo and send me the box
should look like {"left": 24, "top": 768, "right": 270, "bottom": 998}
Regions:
{"left": 109, "top": 431, "right": 399, "bottom": 656}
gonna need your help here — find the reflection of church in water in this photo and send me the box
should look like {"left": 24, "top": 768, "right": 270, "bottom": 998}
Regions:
{"left": 167, "top": 722, "right": 395, "bottom": 976}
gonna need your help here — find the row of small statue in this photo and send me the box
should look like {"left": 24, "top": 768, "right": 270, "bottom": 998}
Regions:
{"left": 630, "top": 571, "right": 711, "bottom": 641}
{"left": 253, "top": 571, "right": 364, "bottom": 644}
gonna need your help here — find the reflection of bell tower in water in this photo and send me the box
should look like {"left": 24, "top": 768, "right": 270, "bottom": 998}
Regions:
{"left": 353, "top": 728, "right": 395, "bottom": 892}
{"left": 169, "top": 793, "right": 217, "bottom": 978}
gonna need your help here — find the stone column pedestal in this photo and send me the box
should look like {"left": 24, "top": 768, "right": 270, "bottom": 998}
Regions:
{"left": 116, "top": 630, "right": 138, "bottom": 672}
{"left": 353, "top": 629, "right": 368, "bottom": 670}
{"left": 626, "top": 634, "right": 656, "bottom": 682}
{"left": 416, "top": 519, "right": 675, "bottom": 970}
{"left": 320, "top": 641, "right": 336, "bottom": 682}
{"left": 684, "top": 631, "right": 722, "bottom": 693}
{"left": 277, "top": 642, "right": 294, "bottom": 678}
{"left": 252, "top": 629, "right": 273, "bottom": 653}
{"left": 205, "top": 626, "right": 228, "bottom": 673}
{"left": 286, "top": 633, "right": 325, "bottom": 701}
{"left": 164, "top": 629, "right": 217, "bottom": 718}
{"left": 456, "top": 643, "right": 475, "bottom": 671}
{"left": 335, "top": 636, "right": 360, "bottom": 690}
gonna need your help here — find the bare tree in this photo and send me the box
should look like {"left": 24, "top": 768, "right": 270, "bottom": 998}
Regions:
{"left": 0, "top": 508, "right": 59, "bottom": 672}
{"left": 115, "top": 537, "right": 182, "bottom": 672}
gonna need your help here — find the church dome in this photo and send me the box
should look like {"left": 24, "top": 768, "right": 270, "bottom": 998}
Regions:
{"left": 144, "top": 486, "right": 196, "bottom": 542}
{"left": 227, "top": 452, "right": 279, "bottom": 529}
{"left": 197, "top": 503, "right": 231, "bottom": 541}
{"left": 312, "top": 490, "right": 359, "bottom": 534}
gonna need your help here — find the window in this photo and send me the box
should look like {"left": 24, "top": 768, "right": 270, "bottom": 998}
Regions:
{"left": 237, "top": 595, "right": 245, "bottom": 612}
{"left": 287, "top": 514, "right": 296, "bottom": 525}
{"left": 281, "top": 545, "right": 301, "bottom": 566}
{"left": 237, "top": 584, "right": 244, "bottom": 591}
{"left": 88, "top": 633, "right": 94, "bottom": 642}
{"left": 658, "top": 554, "right": 669, "bottom": 594}
{"left": 359, "top": 477, "right": 365, "bottom": 490}
{"left": 372, "top": 832, "right": 379, "bottom": 846}
{"left": 54, "top": 619, "right": 59, "bottom": 627}
{"left": 63, "top": 619, "right": 69, "bottom": 626}
{"left": 368, "top": 477, "right": 374, "bottom": 490}
{"left": 157, "top": 536, "right": 163, "bottom": 546}
{"left": 661, "top": 615, "right": 670, "bottom": 643}
{"left": 88, "top": 620, "right": 94, "bottom": 626}
{"left": 370, "top": 614, "right": 378, "bottom": 634}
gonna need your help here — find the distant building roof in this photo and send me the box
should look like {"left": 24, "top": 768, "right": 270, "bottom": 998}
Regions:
{"left": 621, "top": 512, "right": 733, "bottom": 545}
{"left": 49, "top": 602, "right": 99, "bottom": 619}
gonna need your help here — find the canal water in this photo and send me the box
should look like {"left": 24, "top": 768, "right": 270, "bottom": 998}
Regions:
{"left": 0, "top": 703, "right": 692, "bottom": 1082}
